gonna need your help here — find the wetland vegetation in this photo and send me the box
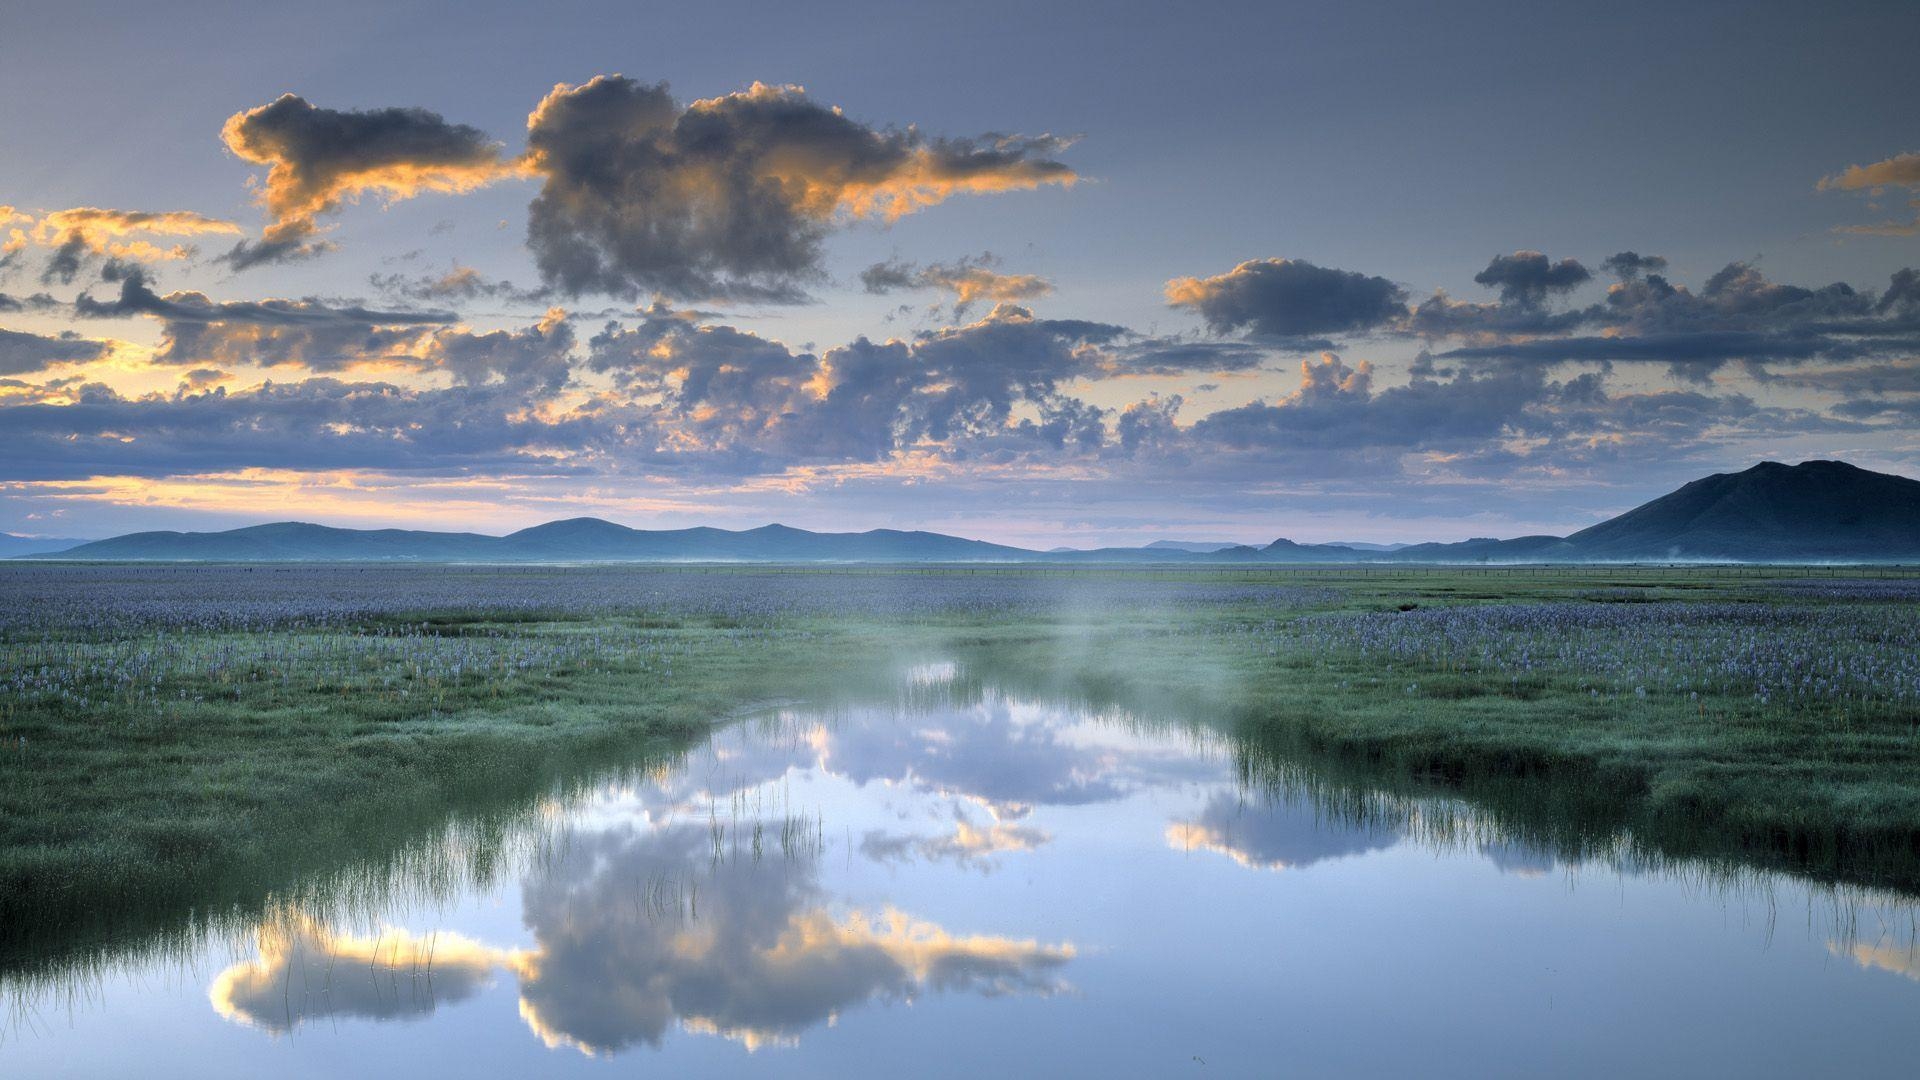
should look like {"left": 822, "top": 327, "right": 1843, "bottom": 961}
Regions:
{"left": 4, "top": 562, "right": 1920, "bottom": 992}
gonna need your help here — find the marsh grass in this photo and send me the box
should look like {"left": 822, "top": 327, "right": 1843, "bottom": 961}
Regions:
{"left": 5, "top": 562, "right": 1920, "bottom": 995}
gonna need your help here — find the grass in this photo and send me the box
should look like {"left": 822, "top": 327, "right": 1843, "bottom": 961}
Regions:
{"left": 3, "top": 562, "right": 1919, "bottom": 983}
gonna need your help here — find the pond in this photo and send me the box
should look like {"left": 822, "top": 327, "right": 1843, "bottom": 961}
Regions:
{"left": 5, "top": 660, "right": 1917, "bottom": 1077}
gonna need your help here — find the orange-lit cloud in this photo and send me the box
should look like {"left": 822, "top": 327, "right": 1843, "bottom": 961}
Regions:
{"left": 1831, "top": 939, "right": 1920, "bottom": 982}
{"left": 221, "top": 94, "right": 529, "bottom": 266}
{"left": 33, "top": 207, "right": 241, "bottom": 258}
{"left": 1818, "top": 151, "right": 1920, "bottom": 192}
{"left": 1818, "top": 150, "right": 1920, "bottom": 236}
{"left": 860, "top": 254, "right": 1053, "bottom": 315}
{"left": 5, "top": 205, "right": 241, "bottom": 283}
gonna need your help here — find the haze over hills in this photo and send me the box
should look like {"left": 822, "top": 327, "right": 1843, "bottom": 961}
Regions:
{"left": 0, "top": 534, "right": 94, "bottom": 558}
{"left": 14, "top": 461, "right": 1920, "bottom": 564}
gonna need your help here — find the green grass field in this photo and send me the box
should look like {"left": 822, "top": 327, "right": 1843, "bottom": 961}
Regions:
{"left": 4, "top": 563, "right": 1919, "bottom": 979}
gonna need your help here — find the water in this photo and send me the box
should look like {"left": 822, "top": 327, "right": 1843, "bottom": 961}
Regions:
{"left": 6, "top": 662, "right": 1919, "bottom": 1077}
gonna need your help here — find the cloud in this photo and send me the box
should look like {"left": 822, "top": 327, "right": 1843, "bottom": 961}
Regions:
{"left": 1878, "top": 267, "right": 1920, "bottom": 314}
{"left": 1164, "top": 258, "right": 1408, "bottom": 346}
{"left": 586, "top": 301, "right": 1120, "bottom": 468}
{"left": 77, "top": 265, "right": 451, "bottom": 328}
{"left": 0, "top": 375, "right": 607, "bottom": 481}
{"left": 1819, "top": 151, "right": 1920, "bottom": 192}
{"left": 2, "top": 206, "right": 242, "bottom": 284}
{"left": 210, "top": 917, "right": 526, "bottom": 1033}
{"left": 212, "top": 823, "right": 1074, "bottom": 1055}
{"left": 1101, "top": 339, "right": 1269, "bottom": 376}
{"left": 11, "top": 249, "right": 1919, "bottom": 518}
{"left": 73, "top": 265, "right": 460, "bottom": 372}
{"left": 1471, "top": 250, "right": 1591, "bottom": 307}
{"left": 0, "top": 327, "right": 110, "bottom": 375}
{"left": 860, "top": 813, "right": 1050, "bottom": 871}
{"left": 1167, "top": 791, "right": 1401, "bottom": 871}
{"left": 0, "top": 291, "right": 60, "bottom": 314}
{"left": 859, "top": 254, "right": 1052, "bottom": 316}
{"left": 1407, "top": 290, "right": 1590, "bottom": 339}
{"left": 1819, "top": 150, "right": 1920, "bottom": 236}
{"left": 369, "top": 265, "right": 547, "bottom": 305}
{"left": 523, "top": 76, "right": 1076, "bottom": 302}
{"left": 1429, "top": 261, "right": 1920, "bottom": 382}
{"left": 1828, "top": 939, "right": 1920, "bottom": 983}
{"left": 220, "top": 94, "right": 526, "bottom": 267}
{"left": 1183, "top": 353, "right": 1548, "bottom": 455}
{"left": 1601, "top": 251, "right": 1668, "bottom": 280}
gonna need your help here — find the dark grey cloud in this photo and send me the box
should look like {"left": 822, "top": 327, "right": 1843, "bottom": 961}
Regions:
{"left": 1164, "top": 258, "right": 1408, "bottom": 346}
{"left": 0, "top": 291, "right": 60, "bottom": 313}
{"left": 1878, "top": 267, "right": 1920, "bottom": 314}
{"left": 0, "top": 327, "right": 110, "bottom": 375}
{"left": 1104, "top": 339, "right": 1268, "bottom": 376}
{"left": 0, "top": 376, "right": 611, "bottom": 482}
{"left": 76, "top": 266, "right": 452, "bottom": 329}
{"left": 1406, "top": 291, "right": 1591, "bottom": 339}
{"left": 369, "top": 265, "right": 548, "bottom": 306}
{"left": 71, "top": 266, "right": 461, "bottom": 372}
{"left": 1601, "top": 251, "right": 1669, "bottom": 280}
{"left": 523, "top": 76, "right": 1075, "bottom": 302}
{"left": 1116, "top": 395, "right": 1183, "bottom": 453}
{"left": 222, "top": 234, "right": 333, "bottom": 271}
{"left": 40, "top": 233, "right": 89, "bottom": 285}
{"left": 426, "top": 313, "right": 576, "bottom": 392}
{"left": 1472, "top": 250, "right": 1591, "bottom": 306}
{"left": 1185, "top": 354, "right": 1548, "bottom": 456}
{"left": 1429, "top": 261, "right": 1920, "bottom": 382}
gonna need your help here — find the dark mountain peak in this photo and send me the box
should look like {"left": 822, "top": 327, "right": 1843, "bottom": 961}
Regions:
{"left": 1566, "top": 458, "right": 1920, "bottom": 559}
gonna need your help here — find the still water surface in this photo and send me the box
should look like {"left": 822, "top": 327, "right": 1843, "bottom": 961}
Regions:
{"left": 6, "top": 662, "right": 1919, "bottom": 1077}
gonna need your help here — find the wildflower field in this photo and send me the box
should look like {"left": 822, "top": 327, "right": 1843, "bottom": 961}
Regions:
{"left": 4, "top": 562, "right": 1918, "bottom": 976}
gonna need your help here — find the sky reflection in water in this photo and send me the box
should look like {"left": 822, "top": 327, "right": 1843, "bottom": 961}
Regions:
{"left": 7, "top": 665, "right": 1920, "bottom": 1078}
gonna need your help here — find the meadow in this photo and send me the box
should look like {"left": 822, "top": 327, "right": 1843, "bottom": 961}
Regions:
{"left": 4, "top": 562, "right": 1919, "bottom": 980}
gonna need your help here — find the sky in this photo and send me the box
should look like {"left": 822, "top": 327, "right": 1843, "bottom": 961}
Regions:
{"left": 3, "top": 0, "right": 1918, "bottom": 547}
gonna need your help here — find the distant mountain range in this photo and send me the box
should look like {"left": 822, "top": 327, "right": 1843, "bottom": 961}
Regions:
{"left": 0, "top": 534, "right": 94, "bottom": 558}
{"left": 1143, "top": 540, "right": 1243, "bottom": 553}
{"left": 14, "top": 461, "right": 1920, "bottom": 564}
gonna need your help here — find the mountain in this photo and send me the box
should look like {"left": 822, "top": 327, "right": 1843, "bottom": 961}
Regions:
{"left": 1144, "top": 540, "right": 1243, "bottom": 553}
{"left": 1557, "top": 460, "right": 1920, "bottom": 561}
{"left": 0, "top": 533, "right": 90, "bottom": 558}
{"left": 18, "top": 461, "right": 1920, "bottom": 564}
{"left": 48, "top": 522, "right": 499, "bottom": 562}
{"left": 35, "top": 519, "right": 1034, "bottom": 563}
{"left": 1364, "top": 461, "right": 1920, "bottom": 563}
